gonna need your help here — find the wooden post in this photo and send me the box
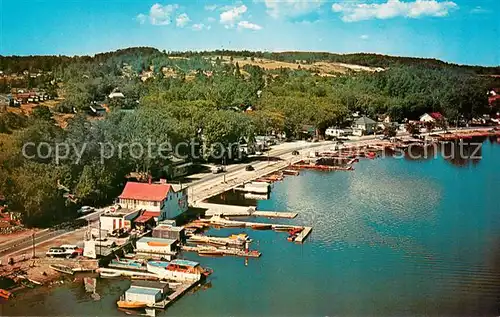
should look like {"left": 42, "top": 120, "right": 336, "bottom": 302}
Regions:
{"left": 31, "top": 231, "right": 35, "bottom": 258}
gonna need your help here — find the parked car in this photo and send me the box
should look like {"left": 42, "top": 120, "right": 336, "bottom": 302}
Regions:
{"left": 78, "top": 206, "right": 94, "bottom": 214}
{"left": 245, "top": 165, "right": 255, "bottom": 171}
{"left": 46, "top": 247, "right": 67, "bottom": 258}
{"left": 211, "top": 165, "right": 226, "bottom": 174}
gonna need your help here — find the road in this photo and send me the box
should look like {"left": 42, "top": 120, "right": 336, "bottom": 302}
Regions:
{"left": 0, "top": 208, "right": 105, "bottom": 258}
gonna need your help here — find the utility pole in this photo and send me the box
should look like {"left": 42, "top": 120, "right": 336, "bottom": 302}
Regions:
{"left": 31, "top": 231, "right": 35, "bottom": 258}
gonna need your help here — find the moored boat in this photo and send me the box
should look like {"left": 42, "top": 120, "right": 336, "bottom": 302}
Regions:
{"left": 49, "top": 264, "right": 74, "bottom": 275}
{"left": 117, "top": 300, "right": 147, "bottom": 309}
{"left": 0, "top": 289, "right": 13, "bottom": 299}
{"left": 198, "top": 250, "right": 224, "bottom": 257}
{"left": 100, "top": 271, "right": 121, "bottom": 278}
{"left": 250, "top": 224, "right": 272, "bottom": 230}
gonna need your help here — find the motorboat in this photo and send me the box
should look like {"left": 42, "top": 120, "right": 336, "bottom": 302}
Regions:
{"left": 49, "top": 264, "right": 74, "bottom": 275}
{"left": 117, "top": 301, "right": 147, "bottom": 309}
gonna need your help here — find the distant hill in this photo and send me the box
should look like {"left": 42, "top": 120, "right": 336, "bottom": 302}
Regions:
{"left": 1, "top": 47, "right": 499, "bottom": 75}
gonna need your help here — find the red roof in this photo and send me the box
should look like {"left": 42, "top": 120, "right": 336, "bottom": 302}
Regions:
{"left": 430, "top": 112, "right": 443, "bottom": 119}
{"left": 143, "top": 211, "right": 160, "bottom": 218}
{"left": 119, "top": 182, "right": 171, "bottom": 201}
{"left": 489, "top": 95, "right": 500, "bottom": 105}
{"left": 134, "top": 214, "right": 154, "bottom": 224}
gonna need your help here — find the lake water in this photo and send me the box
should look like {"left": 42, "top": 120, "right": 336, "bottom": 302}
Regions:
{"left": 3, "top": 138, "right": 500, "bottom": 316}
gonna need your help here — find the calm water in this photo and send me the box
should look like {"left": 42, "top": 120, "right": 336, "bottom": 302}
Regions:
{"left": 3, "top": 138, "right": 500, "bottom": 316}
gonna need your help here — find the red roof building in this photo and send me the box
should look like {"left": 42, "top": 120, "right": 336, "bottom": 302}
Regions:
{"left": 117, "top": 181, "right": 188, "bottom": 221}
{"left": 119, "top": 182, "right": 171, "bottom": 202}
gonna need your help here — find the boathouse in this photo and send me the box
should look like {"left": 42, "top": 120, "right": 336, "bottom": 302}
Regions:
{"left": 136, "top": 237, "right": 178, "bottom": 260}
{"left": 124, "top": 281, "right": 169, "bottom": 305}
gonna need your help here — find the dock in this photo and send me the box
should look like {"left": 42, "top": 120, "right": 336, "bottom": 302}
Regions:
{"left": 148, "top": 280, "right": 198, "bottom": 309}
{"left": 294, "top": 226, "right": 312, "bottom": 243}
{"left": 199, "top": 202, "right": 298, "bottom": 218}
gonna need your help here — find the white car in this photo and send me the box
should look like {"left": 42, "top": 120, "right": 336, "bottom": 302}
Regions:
{"left": 46, "top": 247, "right": 67, "bottom": 258}
{"left": 78, "top": 206, "right": 94, "bottom": 214}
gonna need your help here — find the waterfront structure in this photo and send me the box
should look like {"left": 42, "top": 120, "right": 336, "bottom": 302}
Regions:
{"left": 152, "top": 225, "right": 185, "bottom": 241}
{"left": 99, "top": 208, "right": 141, "bottom": 235}
{"left": 325, "top": 127, "right": 350, "bottom": 138}
{"left": 118, "top": 181, "right": 188, "bottom": 221}
{"left": 123, "top": 281, "right": 169, "bottom": 306}
{"left": 136, "top": 237, "right": 178, "bottom": 260}
{"left": 352, "top": 116, "right": 377, "bottom": 136}
{"left": 419, "top": 112, "right": 444, "bottom": 123}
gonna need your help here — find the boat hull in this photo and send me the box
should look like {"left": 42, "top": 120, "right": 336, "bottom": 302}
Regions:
{"left": 117, "top": 301, "right": 147, "bottom": 309}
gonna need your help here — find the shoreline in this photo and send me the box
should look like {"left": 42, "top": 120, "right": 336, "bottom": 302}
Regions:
{"left": 1, "top": 126, "right": 497, "bottom": 297}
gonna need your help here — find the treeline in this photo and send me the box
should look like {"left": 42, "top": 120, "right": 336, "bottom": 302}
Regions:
{"left": 0, "top": 47, "right": 499, "bottom": 227}
{"left": 2, "top": 47, "right": 499, "bottom": 75}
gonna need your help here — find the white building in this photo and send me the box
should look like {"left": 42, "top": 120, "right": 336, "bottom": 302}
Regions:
{"left": 419, "top": 112, "right": 444, "bottom": 123}
{"left": 118, "top": 181, "right": 188, "bottom": 221}
{"left": 136, "top": 237, "right": 178, "bottom": 259}
{"left": 352, "top": 116, "right": 377, "bottom": 135}
{"left": 99, "top": 208, "right": 140, "bottom": 235}
{"left": 124, "top": 281, "right": 169, "bottom": 305}
{"left": 147, "top": 259, "right": 202, "bottom": 282}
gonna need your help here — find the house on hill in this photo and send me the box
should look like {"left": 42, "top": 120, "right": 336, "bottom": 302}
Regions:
{"left": 419, "top": 112, "right": 444, "bottom": 123}
{"left": 118, "top": 180, "right": 188, "bottom": 221}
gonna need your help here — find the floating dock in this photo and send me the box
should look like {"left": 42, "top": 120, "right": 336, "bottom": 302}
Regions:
{"left": 148, "top": 280, "right": 198, "bottom": 309}
{"left": 293, "top": 227, "right": 312, "bottom": 243}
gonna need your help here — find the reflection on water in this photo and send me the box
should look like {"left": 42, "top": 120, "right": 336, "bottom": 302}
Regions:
{"left": 2, "top": 140, "right": 500, "bottom": 317}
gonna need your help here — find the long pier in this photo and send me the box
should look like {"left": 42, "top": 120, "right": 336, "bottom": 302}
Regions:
{"left": 199, "top": 202, "right": 298, "bottom": 218}
{"left": 149, "top": 280, "right": 199, "bottom": 309}
{"left": 294, "top": 227, "right": 313, "bottom": 243}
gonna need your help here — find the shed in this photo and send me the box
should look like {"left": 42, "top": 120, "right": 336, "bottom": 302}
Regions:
{"left": 152, "top": 225, "right": 185, "bottom": 241}
{"left": 125, "top": 286, "right": 161, "bottom": 304}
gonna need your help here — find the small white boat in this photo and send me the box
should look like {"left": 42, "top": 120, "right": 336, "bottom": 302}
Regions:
{"left": 100, "top": 271, "right": 121, "bottom": 278}
{"left": 50, "top": 264, "right": 74, "bottom": 275}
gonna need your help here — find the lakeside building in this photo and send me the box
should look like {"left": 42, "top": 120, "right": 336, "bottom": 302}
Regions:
{"left": 118, "top": 181, "right": 188, "bottom": 221}
{"left": 419, "top": 112, "right": 444, "bottom": 123}
{"left": 136, "top": 237, "right": 178, "bottom": 260}
{"left": 352, "top": 116, "right": 377, "bottom": 136}
{"left": 99, "top": 208, "right": 141, "bottom": 235}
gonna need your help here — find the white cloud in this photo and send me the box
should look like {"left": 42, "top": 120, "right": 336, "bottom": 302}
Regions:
{"left": 238, "top": 20, "right": 263, "bottom": 30}
{"left": 176, "top": 13, "right": 190, "bottom": 27}
{"left": 360, "top": 34, "right": 369, "bottom": 40}
{"left": 136, "top": 13, "right": 147, "bottom": 24}
{"left": 263, "top": 0, "right": 325, "bottom": 18}
{"left": 136, "top": 3, "right": 179, "bottom": 26}
{"left": 220, "top": 5, "right": 248, "bottom": 26}
{"left": 192, "top": 23, "right": 212, "bottom": 31}
{"left": 331, "top": 0, "right": 458, "bottom": 22}
{"left": 204, "top": 4, "right": 217, "bottom": 11}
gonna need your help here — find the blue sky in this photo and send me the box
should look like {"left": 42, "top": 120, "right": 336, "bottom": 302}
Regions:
{"left": 1, "top": 0, "right": 498, "bottom": 66}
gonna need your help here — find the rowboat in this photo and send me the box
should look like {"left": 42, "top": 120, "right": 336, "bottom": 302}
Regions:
{"left": 0, "top": 289, "right": 13, "bottom": 299}
{"left": 117, "top": 300, "right": 147, "bottom": 309}
{"left": 250, "top": 224, "right": 272, "bottom": 230}
{"left": 50, "top": 264, "right": 74, "bottom": 275}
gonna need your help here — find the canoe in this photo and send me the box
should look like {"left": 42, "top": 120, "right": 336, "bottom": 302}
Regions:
{"left": 0, "top": 289, "right": 13, "bottom": 300}
{"left": 50, "top": 264, "right": 74, "bottom": 275}
{"left": 117, "top": 300, "right": 147, "bottom": 309}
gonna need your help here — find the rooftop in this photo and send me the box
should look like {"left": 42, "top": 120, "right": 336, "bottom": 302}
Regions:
{"left": 137, "top": 237, "right": 177, "bottom": 245}
{"left": 101, "top": 208, "right": 138, "bottom": 218}
{"left": 170, "top": 259, "right": 199, "bottom": 267}
{"left": 126, "top": 286, "right": 160, "bottom": 296}
{"left": 154, "top": 225, "right": 184, "bottom": 232}
{"left": 119, "top": 182, "right": 172, "bottom": 201}
{"left": 354, "top": 116, "right": 376, "bottom": 125}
